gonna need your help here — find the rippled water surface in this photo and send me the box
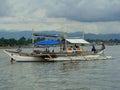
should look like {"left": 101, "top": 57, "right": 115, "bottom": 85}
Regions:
{"left": 0, "top": 45, "right": 120, "bottom": 90}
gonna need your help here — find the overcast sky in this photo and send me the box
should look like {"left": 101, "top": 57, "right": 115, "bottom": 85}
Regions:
{"left": 0, "top": 0, "right": 120, "bottom": 34}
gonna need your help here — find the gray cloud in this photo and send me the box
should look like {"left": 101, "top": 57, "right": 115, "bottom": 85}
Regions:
{"left": 45, "top": 0, "right": 120, "bottom": 22}
{"left": 0, "top": 0, "right": 120, "bottom": 34}
{"left": 1, "top": 0, "right": 120, "bottom": 22}
{"left": 0, "top": 0, "right": 11, "bottom": 17}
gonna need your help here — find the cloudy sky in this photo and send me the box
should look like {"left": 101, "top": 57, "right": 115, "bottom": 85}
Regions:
{"left": 0, "top": 0, "right": 120, "bottom": 34}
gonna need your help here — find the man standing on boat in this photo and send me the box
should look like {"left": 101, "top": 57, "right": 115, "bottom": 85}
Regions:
{"left": 91, "top": 44, "right": 96, "bottom": 53}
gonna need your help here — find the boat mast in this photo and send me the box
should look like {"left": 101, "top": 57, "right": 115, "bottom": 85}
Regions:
{"left": 64, "top": 25, "right": 68, "bottom": 52}
{"left": 65, "top": 33, "right": 67, "bottom": 52}
{"left": 32, "top": 29, "right": 35, "bottom": 50}
{"left": 82, "top": 30, "right": 84, "bottom": 39}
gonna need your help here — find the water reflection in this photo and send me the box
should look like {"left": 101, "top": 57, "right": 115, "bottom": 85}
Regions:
{"left": 60, "top": 61, "right": 81, "bottom": 72}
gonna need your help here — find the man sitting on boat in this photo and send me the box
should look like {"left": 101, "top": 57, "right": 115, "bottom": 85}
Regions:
{"left": 101, "top": 43, "right": 105, "bottom": 50}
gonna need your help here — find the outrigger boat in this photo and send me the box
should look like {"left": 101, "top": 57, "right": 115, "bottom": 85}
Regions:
{"left": 4, "top": 32, "right": 112, "bottom": 62}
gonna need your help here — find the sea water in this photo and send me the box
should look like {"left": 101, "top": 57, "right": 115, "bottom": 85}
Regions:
{"left": 0, "top": 45, "right": 120, "bottom": 90}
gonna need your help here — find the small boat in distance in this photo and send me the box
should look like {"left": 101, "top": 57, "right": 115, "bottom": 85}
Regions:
{"left": 4, "top": 32, "right": 112, "bottom": 62}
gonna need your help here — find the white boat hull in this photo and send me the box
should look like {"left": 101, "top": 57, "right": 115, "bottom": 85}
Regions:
{"left": 4, "top": 50, "right": 112, "bottom": 62}
{"left": 4, "top": 50, "right": 43, "bottom": 62}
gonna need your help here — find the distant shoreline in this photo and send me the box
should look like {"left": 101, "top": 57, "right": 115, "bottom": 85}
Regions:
{"left": 0, "top": 44, "right": 120, "bottom": 49}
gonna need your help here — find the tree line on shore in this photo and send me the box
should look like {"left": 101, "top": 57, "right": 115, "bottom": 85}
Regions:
{"left": 0, "top": 37, "right": 44, "bottom": 47}
{"left": 0, "top": 37, "right": 120, "bottom": 47}
{"left": 86, "top": 39, "right": 120, "bottom": 45}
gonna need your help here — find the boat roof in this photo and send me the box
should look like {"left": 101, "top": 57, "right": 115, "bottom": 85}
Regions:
{"left": 35, "top": 39, "right": 59, "bottom": 45}
{"left": 33, "top": 33, "right": 60, "bottom": 37}
{"left": 66, "top": 39, "right": 90, "bottom": 44}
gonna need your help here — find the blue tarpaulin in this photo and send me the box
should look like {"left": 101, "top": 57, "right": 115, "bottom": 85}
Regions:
{"left": 35, "top": 40, "right": 59, "bottom": 45}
